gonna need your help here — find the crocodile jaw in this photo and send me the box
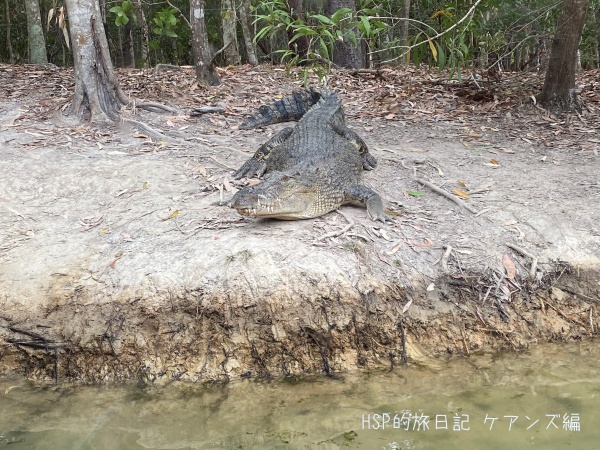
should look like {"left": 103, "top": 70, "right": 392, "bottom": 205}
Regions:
{"left": 229, "top": 174, "right": 317, "bottom": 220}
{"left": 229, "top": 190, "right": 315, "bottom": 220}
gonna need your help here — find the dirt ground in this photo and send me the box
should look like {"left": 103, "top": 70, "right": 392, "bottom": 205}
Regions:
{"left": 0, "top": 63, "right": 599, "bottom": 383}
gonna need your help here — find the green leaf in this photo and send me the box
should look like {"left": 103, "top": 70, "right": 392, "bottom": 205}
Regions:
{"left": 330, "top": 7, "right": 352, "bottom": 24}
{"left": 346, "top": 29, "right": 357, "bottom": 46}
{"left": 437, "top": 43, "right": 446, "bottom": 69}
{"left": 407, "top": 190, "right": 425, "bottom": 197}
{"left": 116, "top": 14, "right": 129, "bottom": 26}
{"left": 109, "top": 6, "right": 121, "bottom": 13}
{"left": 311, "top": 14, "right": 331, "bottom": 25}
{"left": 164, "top": 29, "right": 178, "bottom": 38}
{"left": 360, "top": 16, "right": 371, "bottom": 36}
{"left": 322, "top": 29, "right": 335, "bottom": 42}
{"left": 318, "top": 38, "right": 329, "bottom": 59}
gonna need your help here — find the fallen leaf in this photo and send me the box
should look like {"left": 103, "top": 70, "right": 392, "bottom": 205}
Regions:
{"left": 503, "top": 254, "right": 516, "bottom": 280}
{"left": 385, "top": 241, "right": 403, "bottom": 255}
{"left": 406, "top": 190, "right": 425, "bottom": 197}
{"left": 162, "top": 210, "right": 179, "bottom": 221}
{"left": 453, "top": 188, "right": 470, "bottom": 198}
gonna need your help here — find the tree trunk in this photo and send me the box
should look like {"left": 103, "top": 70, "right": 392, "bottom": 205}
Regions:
{"left": 539, "top": 0, "right": 590, "bottom": 112}
{"left": 24, "top": 0, "right": 48, "bottom": 64}
{"left": 64, "top": 0, "right": 125, "bottom": 122}
{"left": 221, "top": 0, "right": 241, "bottom": 65}
{"left": 239, "top": 0, "right": 258, "bottom": 65}
{"left": 190, "top": 0, "right": 220, "bottom": 86}
{"left": 5, "top": 0, "right": 15, "bottom": 63}
{"left": 133, "top": 0, "right": 149, "bottom": 67}
{"left": 286, "top": 0, "right": 309, "bottom": 61}
{"left": 400, "top": 0, "right": 410, "bottom": 66}
{"left": 326, "top": 0, "right": 363, "bottom": 69}
{"left": 122, "top": 19, "right": 135, "bottom": 67}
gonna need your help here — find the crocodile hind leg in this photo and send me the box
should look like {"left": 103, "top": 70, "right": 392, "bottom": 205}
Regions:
{"left": 330, "top": 123, "right": 377, "bottom": 170}
{"left": 344, "top": 184, "right": 387, "bottom": 222}
{"left": 233, "top": 127, "right": 294, "bottom": 179}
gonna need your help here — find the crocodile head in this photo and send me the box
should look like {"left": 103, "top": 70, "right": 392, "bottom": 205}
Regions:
{"left": 229, "top": 171, "right": 319, "bottom": 220}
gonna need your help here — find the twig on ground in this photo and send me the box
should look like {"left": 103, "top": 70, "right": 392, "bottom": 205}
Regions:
{"left": 558, "top": 286, "right": 600, "bottom": 304}
{"left": 190, "top": 106, "right": 226, "bottom": 116}
{"left": 545, "top": 301, "right": 588, "bottom": 328}
{"left": 316, "top": 210, "right": 355, "bottom": 242}
{"left": 397, "top": 319, "right": 408, "bottom": 364}
{"left": 134, "top": 101, "right": 177, "bottom": 114}
{"left": 506, "top": 242, "right": 538, "bottom": 281}
{"left": 415, "top": 178, "right": 479, "bottom": 214}
{"left": 481, "top": 285, "right": 493, "bottom": 305}
{"left": 441, "top": 245, "right": 453, "bottom": 273}
{"left": 460, "top": 326, "right": 470, "bottom": 355}
{"left": 124, "top": 118, "right": 175, "bottom": 142}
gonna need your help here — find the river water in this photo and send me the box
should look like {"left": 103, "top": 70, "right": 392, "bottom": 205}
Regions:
{"left": 0, "top": 340, "right": 598, "bottom": 449}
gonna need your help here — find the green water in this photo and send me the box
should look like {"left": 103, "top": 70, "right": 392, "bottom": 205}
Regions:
{"left": 1, "top": 341, "right": 599, "bottom": 449}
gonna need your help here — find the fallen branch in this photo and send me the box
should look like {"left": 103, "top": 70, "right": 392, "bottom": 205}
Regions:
{"left": 124, "top": 118, "right": 175, "bottom": 142}
{"left": 415, "top": 178, "right": 479, "bottom": 214}
{"left": 190, "top": 106, "right": 226, "bottom": 116}
{"left": 506, "top": 243, "right": 538, "bottom": 281}
{"left": 134, "top": 101, "right": 177, "bottom": 114}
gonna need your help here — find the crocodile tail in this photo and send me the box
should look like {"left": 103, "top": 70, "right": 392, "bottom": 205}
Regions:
{"left": 239, "top": 89, "right": 322, "bottom": 129}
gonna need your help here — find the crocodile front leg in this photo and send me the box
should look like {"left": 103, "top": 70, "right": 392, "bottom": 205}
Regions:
{"left": 330, "top": 123, "right": 377, "bottom": 171}
{"left": 233, "top": 127, "right": 294, "bottom": 179}
{"left": 345, "top": 184, "right": 387, "bottom": 222}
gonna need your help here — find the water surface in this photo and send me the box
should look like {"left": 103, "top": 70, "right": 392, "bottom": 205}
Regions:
{"left": 1, "top": 341, "right": 599, "bottom": 449}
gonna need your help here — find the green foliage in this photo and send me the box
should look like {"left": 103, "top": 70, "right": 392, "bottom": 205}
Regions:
{"left": 0, "top": 0, "right": 598, "bottom": 72}
{"left": 254, "top": 1, "right": 388, "bottom": 81}
{"left": 109, "top": 1, "right": 136, "bottom": 27}
{"left": 153, "top": 7, "right": 180, "bottom": 38}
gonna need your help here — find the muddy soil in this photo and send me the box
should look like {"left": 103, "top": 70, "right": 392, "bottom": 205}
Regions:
{"left": 0, "top": 64, "right": 599, "bottom": 382}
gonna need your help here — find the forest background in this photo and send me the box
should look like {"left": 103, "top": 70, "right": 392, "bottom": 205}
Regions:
{"left": 2, "top": 1, "right": 598, "bottom": 80}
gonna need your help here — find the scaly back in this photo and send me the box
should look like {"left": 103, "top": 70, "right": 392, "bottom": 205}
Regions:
{"left": 239, "top": 89, "right": 323, "bottom": 129}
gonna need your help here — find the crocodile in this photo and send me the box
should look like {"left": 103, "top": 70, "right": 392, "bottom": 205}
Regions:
{"left": 229, "top": 89, "right": 386, "bottom": 222}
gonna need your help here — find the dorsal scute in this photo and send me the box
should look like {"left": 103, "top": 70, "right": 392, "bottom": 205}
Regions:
{"left": 239, "top": 88, "right": 323, "bottom": 130}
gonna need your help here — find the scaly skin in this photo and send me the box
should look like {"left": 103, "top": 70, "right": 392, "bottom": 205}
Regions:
{"left": 230, "top": 91, "right": 386, "bottom": 222}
